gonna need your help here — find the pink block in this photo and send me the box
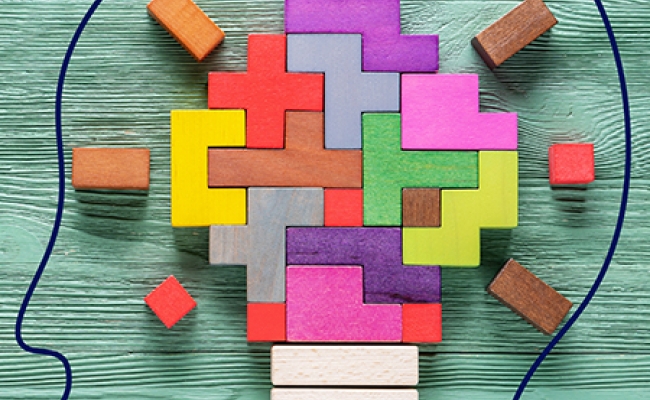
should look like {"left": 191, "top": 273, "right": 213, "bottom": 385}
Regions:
{"left": 401, "top": 74, "right": 518, "bottom": 150}
{"left": 286, "top": 266, "right": 402, "bottom": 342}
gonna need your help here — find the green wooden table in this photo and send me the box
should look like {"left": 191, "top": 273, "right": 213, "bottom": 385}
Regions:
{"left": 1, "top": 0, "right": 648, "bottom": 398}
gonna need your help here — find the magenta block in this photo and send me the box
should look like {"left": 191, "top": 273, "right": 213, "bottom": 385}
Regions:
{"left": 285, "top": 0, "right": 439, "bottom": 72}
{"left": 286, "top": 266, "right": 402, "bottom": 342}
{"left": 401, "top": 74, "right": 518, "bottom": 150}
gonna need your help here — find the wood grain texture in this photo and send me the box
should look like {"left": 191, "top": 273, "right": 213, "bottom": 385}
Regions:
{"left": 72, "top": 148, "right": 150, "bottom": 190}
{"left": 271, "top": 345, "right": 419, "bottom": 386}
{"left": 402, "top": 188, "right": 440, "bottom": 227}
{"left": 271, "top": 388, "right": 419, "bottom": 400}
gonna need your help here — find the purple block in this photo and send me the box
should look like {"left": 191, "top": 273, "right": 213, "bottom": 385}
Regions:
{"left": 285, "top": 0, "right": 439, "bottom": 72}
{"left": 286, "top": 227, "right": 441, "bottom": 304}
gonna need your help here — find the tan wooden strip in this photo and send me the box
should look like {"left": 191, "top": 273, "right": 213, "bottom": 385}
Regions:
{"left": 272, "top": 389, "right": 419, "bottom": 400}
{"left": 72, "top": 148, "right": 150, "bottom": 190}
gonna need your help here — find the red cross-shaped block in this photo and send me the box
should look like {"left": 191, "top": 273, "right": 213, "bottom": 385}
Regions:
{"left": 208, "top": 34, "right": 324, "bottom": 148}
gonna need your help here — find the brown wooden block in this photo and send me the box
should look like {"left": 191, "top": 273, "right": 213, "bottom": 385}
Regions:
{"left": 208, "top": 112, "right": 362, "bottom": 188}
{"left": 471, "top": 0, "right": 557, "bottom": 69}
{"left": 72, "top": 148, "right": 150, "bottom": 190}
{"left": 487, "top": 258, "right": 572, "bottom": 335}
{"left": 402, "top": 188, "right": 440, "bottom": 227}
{"left": 147, "top": 0, "right": 225, "bottom": 62}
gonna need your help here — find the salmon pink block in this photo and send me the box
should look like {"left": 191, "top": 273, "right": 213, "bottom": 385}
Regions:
{"left": 548, "top": 143, "right": 595, "bottom": 185}
{"left": 144, "top": 275, "right": 197, "bottom": 329}
{"left": 324, "top": 189, "right": 363, "bottom": 226}
{"left": 402, "top": 303, "right": 442, "bottom": 343}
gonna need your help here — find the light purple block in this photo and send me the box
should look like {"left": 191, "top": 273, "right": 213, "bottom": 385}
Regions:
{"left": 285, "top": 0, "right": 439, "bottom": 72}
{"left": 286, "top": 227, "right": 441, "bottom": 304}
{"left": 401, "top": 74, "right": 518, "bottom": 150}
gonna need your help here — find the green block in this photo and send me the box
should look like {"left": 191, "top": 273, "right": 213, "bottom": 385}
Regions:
{"left": 363, "top": 113, "right": 479, "bottom": 226}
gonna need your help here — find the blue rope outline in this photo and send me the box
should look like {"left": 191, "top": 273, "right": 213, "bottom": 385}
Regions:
{"left": 14, "top": 1, "right": 104, "bottom": 399}
{"left": 514, "top": 0, "right": 632, "bottom": 398}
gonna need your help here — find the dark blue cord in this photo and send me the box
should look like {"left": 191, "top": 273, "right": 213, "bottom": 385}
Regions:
{"left": 513, "top": 1, "right": 632, "bottom": 398}
{"left": 14, "top": 1, "right": 104, "bottom": 399}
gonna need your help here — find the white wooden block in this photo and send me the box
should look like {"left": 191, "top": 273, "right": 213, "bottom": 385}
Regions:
{"left": 272, "top": 389, "right": 419, "bottom": 400}
{"left": 271, "top": 345, "right": 419, "bottom": 386}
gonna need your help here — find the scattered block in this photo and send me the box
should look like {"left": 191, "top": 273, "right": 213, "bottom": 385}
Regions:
{"left": 271, "top": 345, "right": 419, "bottom": 386}
{"left": 72, "top": 148, "right": 150, "bottom": 191}
{"left": 402, "top": 188, "right": 440, "bottom": 227}
{"left": 324, "top": 189, "right": 363, "bottom": 227}
{"left": 362, "top": 113, "right": 478, "bottom": 226}
{"left": 170, "top": 110, "right": 246, "bottom": 227}
{"left": 286, "top": 266, "right": 402, "bottom": 342}
{"left": 401, "top": 74, "right": 517, "bottom": 150}
{"left": 147, "top": 0, "right": 225, "bottom": 61}
{"left": 285, "top": 0, "right": 438, "bottom": 72}
{"left": 208, "top": 34, "right": 323, "bottom": 148}
{"left": 208, "top": 112, "right": 361, "bottom": 188}
{"left": 548, "top": 143, "right": 595, "bottom": 185}
{"left": 272, "top": 389, "right": 419, "bottom": 400}
{"left": 402, "top": 304, "right": 442, "bottom": 343}
{"left": 487, "top": 258, "right": 573, "bottom": 335}
{"left": 471, "top": 0, "right": 557, "bottom": 69}
{"left": 403, "top": 151, "right": 518, "bottom": 266}
{"left": 210, "top": 188, "right": 323, "bottom": 302}
{"left": 144, "top": 275, "right": 197, "bottom": 329}
{"left": 247, "top": 303, "right": 286, "bottom": 342}
{"left": 287, "top": 34, "right": 399, "bottom": 149}
{"left": 287, "top": 228, "right": 441, "bottom": 304}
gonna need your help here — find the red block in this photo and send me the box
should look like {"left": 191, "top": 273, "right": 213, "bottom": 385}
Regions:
{"left": 247, "top": 303, "right": 286, "bottom": 342}
{"left": 402, "top": 303, "right": 442, "bottom": 343}
{"left": 208, "top": 34, "right": 324, "bottom": 148}
{"left": 324, "top": 189, "right": 363, "bottom": 227}
{"left": 144, "top": 275, "right": 197, "bottom": 329}
{"left": 549, "top": 143, "right": 595, "bottom": 185}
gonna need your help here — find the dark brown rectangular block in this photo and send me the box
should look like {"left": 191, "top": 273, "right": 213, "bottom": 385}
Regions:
{"left": 487, "top": 258, "right": 572, "bottom": 334}
{"left": 72, "top": 148, "right": 150, "bottom": 190}
{"left": 471, "top": 0, "right": 557, "bottom": 69}
{"left": 402, "top": 188, "right": 440, "bottom": 227}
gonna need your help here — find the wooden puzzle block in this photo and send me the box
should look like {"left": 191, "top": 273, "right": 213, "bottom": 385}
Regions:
{"left": 402, "top": 188, "right": 440, "bottom": 227}
{"left": 247, "top": 303, "right": 286, "bottom": 342}
{"left": 286, "top": 266, "right": 402, "bottom": 342}
{"left": 272, "top": 389, "right": 419, "bottom": 400}
{"left": 170, "top": 110, "right": 246, "bottom": 227}
{"left": 271, "top": 345, "right": 419, "bottom": 386}
{"left": 147, "top": 0, "right": 225, "bottom": 61}
{"left": 471, "top": 0, "right": 557, "bottom": 69}
{"left": 549, "top": 143, "right": 595, "bottom": 185}
{"left": 324, "top": 189, "right": 363, "bottom": 227}
{"left": 402, "top": 304, "right": 442, "bottom": 343}
{"left": 208, "top": 35, "right": 323, "bottom": 148}
{"left": 208, "top": 112, "right": 361, "bottom": 187}
{"left": 287, "top": 34, "right": 399, "bottom": 149}
{"left": 144, "top": 275, "right": 197, "bottom": 329}
{"left": 72, "top": 148, "right": 150, "bottom": 190}
{"left": 403, "top": 151, "right": 518, "bottom": 266}
{"left": 285, "top": 0, "right": 438, "bottom": 72}
{"left": 287, "top": 228, "right": 441, "bottom": 304}
{"left": 210, "top": 188, "right": 323, "bottom": 302}
{"left": 362, "top": 113, "right": 478, "bottom": 226}
{"left": 401, "top": 74, "right": 518, "bottom": 150}
{"left": 487, "top": 258, "right": 573, "bottom": 334}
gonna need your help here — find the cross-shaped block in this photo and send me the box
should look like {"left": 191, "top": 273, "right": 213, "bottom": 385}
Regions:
{"left": 208, "top": 34, "right": 324, "bottom": 148}
{"left": 287, "top": 34, "right": 399, "bottom": 149}
{"left": 209, "top": 188, "right": 323, "bottom": 302}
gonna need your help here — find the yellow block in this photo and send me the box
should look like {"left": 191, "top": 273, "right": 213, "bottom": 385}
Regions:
{"left": 403, "top": 151, "right": 518, "bottom": 267}
{"left": 171, "top": 110, "right": 246, "bottom": 227}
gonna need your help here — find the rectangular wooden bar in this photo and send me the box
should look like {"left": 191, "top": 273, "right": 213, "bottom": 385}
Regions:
{"left": 72, "top": 148, "right": 150, "bottom": 190}
{"left": 272, "top": 389, "right": 419, "bottom": 400}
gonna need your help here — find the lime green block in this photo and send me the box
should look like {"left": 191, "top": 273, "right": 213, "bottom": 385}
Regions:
{"left": 403, "top": 151, "right": 519, "bottom": 267}
{"left": 363, "top": 113, "right": 479, "bottom": 226}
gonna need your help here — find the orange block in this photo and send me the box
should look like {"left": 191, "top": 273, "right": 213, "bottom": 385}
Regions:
{"left": 324, "top": 189, "right": 363, "bottom": 227}
{"left": 247, "top": 303, "right": 286, "bottom": 342}
{"left": 147, "top": 0, "right": 225, "bottom": 62}
{"left": 72, "top": 148, "right": 150, "bottom": 190}
{"left": 402, "top": 303, "right": 442, "bottom": 343}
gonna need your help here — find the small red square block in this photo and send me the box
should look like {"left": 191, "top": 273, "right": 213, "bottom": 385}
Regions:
{"left": 247, "top": 303, "right": 286, "bottom": 342}
{"left": 402, "top": 303, "right": 442, "bottom": 343}
{"left": 144, "top": 275, "right": 197, "bottom": 329}
{"left": 548, "top": 143, "right": 595, "bottom": 185}
{"left": 324, "top": 189, "right": 363, "bottom": 227}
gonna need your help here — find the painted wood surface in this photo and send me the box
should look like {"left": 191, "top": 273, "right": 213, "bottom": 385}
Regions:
{"left": 1, "top": 0, "right": 649, "bottom": 398}
{"left": 271, "top": 388, "right": 419, "bottom": 400}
